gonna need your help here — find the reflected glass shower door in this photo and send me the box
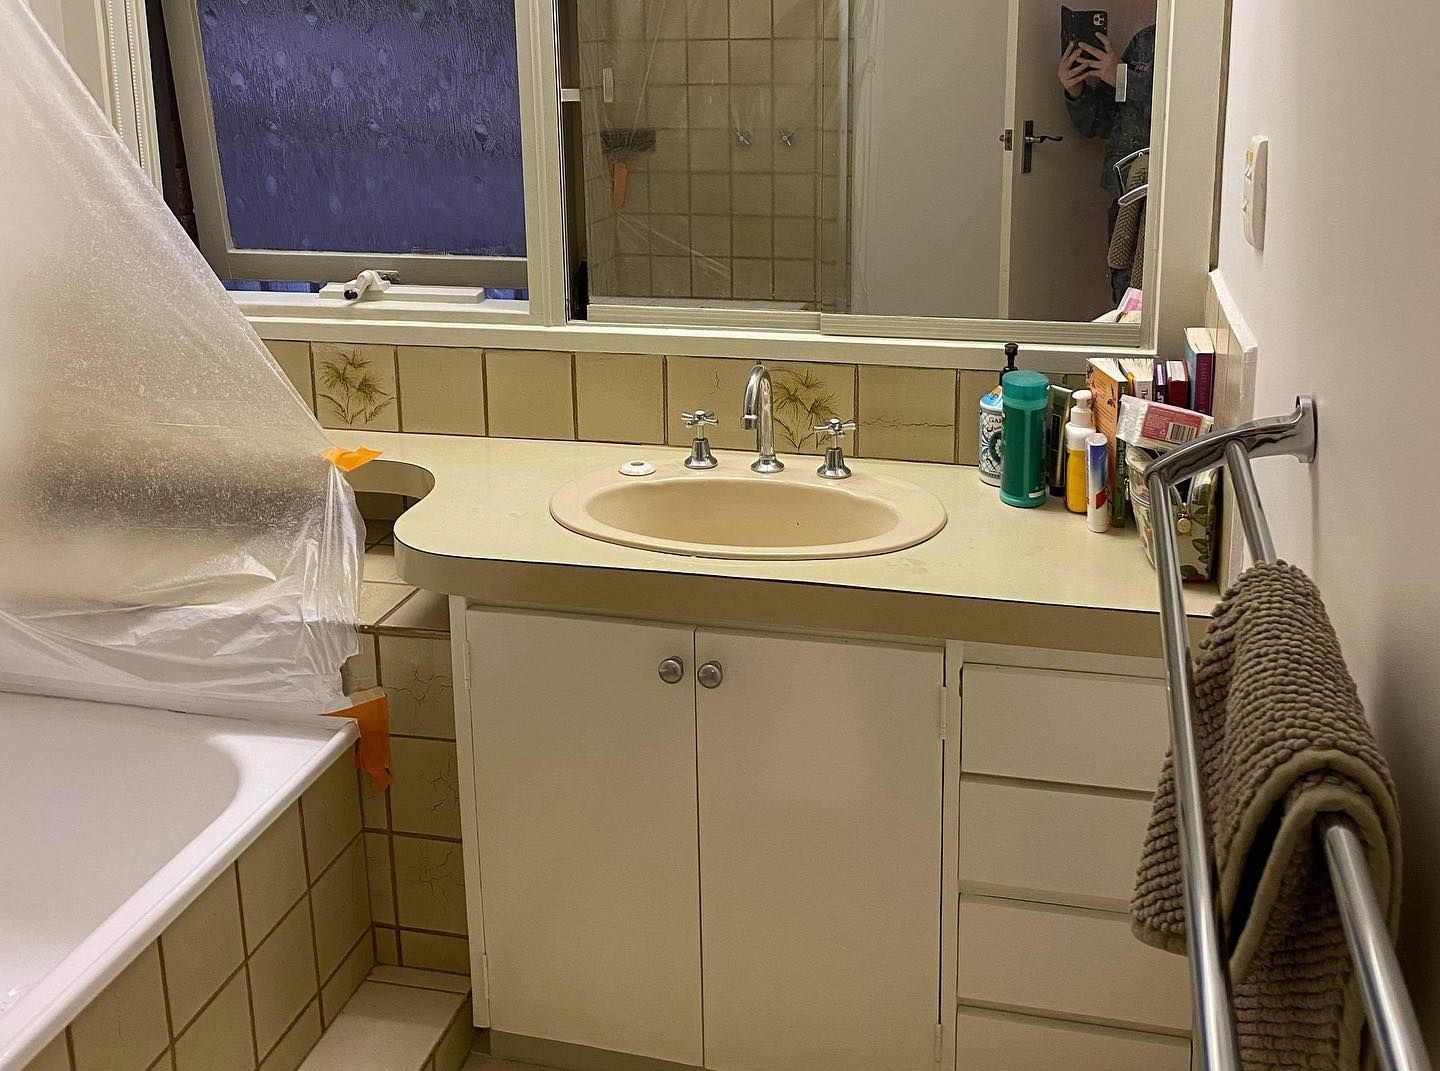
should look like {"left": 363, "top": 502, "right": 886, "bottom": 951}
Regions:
{"left": 577, "top": 0, "right": 835, "bottom": 313}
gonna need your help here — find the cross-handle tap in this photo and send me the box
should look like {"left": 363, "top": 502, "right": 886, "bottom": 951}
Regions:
{"left": 814, "top": 416, "right": 857, "bottom": 479}
{"left": 681, "top": 409, "right": 719, "bottom": 469}
{"left": 742, "top": 363, "right": 784, "bottom": 473}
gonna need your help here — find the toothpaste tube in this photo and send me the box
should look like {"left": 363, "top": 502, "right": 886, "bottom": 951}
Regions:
{"left": 1116, "top": 395, "right": 1214, "bottom": 452}
{"left": 1086, "top": 432, "right": 1110, "bottom": 533}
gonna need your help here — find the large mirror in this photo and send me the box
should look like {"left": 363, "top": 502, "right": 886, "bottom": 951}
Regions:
{"left": 571, "top": 0, "right": 1161, "bottom": 326}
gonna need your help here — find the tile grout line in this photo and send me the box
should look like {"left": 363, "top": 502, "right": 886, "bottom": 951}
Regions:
{"left": 295, "top": 796, "right": 326, "bottom": 1048}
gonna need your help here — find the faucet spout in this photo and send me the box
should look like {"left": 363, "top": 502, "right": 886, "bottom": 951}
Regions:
{"left": 742, "top": 363, "right": 784, "bottom": 473}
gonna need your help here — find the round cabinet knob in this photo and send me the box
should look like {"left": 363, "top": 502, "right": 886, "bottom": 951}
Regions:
{"left": 697, "top": 661, "right": 724, "bottom": 689}
{"left": 658, "top": 657, "right": 685, "bottom": 684}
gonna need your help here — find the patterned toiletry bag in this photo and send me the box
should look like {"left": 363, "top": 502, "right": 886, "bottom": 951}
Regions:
{"left": 1125, "top": 442, "right": 1223, "bottom": 582}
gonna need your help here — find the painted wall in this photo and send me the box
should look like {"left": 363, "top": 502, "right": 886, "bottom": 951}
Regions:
{"left": 1214, "top": 0, "right": 1440, "bottom": 1043}
{"left": 848, "top": 0, "right": 1006, "bottom": 318}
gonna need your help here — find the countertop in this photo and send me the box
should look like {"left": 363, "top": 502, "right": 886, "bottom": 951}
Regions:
{"left": 331, "top": 430, "right": 1217, "bottom": 657}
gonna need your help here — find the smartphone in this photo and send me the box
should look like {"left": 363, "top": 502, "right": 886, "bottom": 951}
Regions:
{"left": 1061, "top": 6, "right": 1108, "bottom": 53}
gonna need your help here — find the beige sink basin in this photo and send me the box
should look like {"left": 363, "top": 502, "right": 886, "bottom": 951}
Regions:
{"left": 550, "top": 458, "right": 947, "bottom": 560}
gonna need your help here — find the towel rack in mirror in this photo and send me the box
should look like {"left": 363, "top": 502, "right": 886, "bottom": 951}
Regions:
{"left": 1147, "top": 397, "right": 1432, "bottom": 1071}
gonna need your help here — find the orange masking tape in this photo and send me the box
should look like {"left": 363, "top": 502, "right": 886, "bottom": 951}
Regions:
{"left": 328, "top": 689, "right": 391, "bottom": 791}
{"left": 323, "top": 445, "right": 382, "bottom": 472}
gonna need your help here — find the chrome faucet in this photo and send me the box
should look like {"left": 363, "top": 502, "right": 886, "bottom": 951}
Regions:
{"left": 742, "top": 363, "right": 784, "bottom": 473}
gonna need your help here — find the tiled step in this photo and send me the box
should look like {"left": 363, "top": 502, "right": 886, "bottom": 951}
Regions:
{"left": 300, "top": 967, "right": 474, "bottom": 1071}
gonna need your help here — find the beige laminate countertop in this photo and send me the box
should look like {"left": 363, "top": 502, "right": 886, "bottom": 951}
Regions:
{"left": 331, "top": 430, "right": 1217, "bottom": 657}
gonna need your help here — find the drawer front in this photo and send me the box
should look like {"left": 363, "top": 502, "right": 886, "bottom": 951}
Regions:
{"left": 958, "top": 778, "right": 1153, "bottom": 911}
{"left": 957, "top": 1007, "right": 1190, "bottom": 1071}
{"left": 962, "top": 665, "right": 1170, "bottom": 791}
{"left": 957, "top": 898, "right": 1190, "bottom": 1033}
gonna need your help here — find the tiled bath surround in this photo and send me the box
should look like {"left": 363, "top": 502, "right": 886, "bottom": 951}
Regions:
{"left": 23, "top": 754, "right": 373, "bottom": 1071}
{"left": 346, "top": 513, "right": 470, "bottom": 978}
{"left": 267, "top": 340, "right": 1087, "bottom": 465}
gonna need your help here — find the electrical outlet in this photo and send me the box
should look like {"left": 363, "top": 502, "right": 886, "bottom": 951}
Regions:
{"left": 1242, "top": 135, "right": 1268, "bottom": 250}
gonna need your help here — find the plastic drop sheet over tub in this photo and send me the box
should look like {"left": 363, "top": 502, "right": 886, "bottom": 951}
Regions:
{"left": 0, "top": 0, "right": 363, "bottom": 719}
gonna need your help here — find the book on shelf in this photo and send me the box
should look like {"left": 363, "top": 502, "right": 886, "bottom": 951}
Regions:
{"left": 1183, "top": 327, "right": 1216, "bottom": 415}
{"left": 1085, "top": 358, "right": 1131, "bottom": 527}
{"left": 1163, "top": 360, "right": 1190, "bottom": 408}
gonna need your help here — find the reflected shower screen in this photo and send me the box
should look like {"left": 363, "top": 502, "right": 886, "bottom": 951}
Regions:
{"left": 196, "top": 0, "right": 525, "bottom": 256}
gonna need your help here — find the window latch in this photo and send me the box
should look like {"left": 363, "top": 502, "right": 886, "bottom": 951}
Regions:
{"left": 341, "top": 269, "right": 399, "bottom": 303}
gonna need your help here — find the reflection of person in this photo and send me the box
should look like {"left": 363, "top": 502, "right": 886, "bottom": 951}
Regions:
{"left": 1058, "top": 25, "right": 1155, "bottom": 302}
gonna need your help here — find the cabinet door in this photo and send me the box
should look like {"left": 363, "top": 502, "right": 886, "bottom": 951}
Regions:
{"left": 695, "top": 631, "right": 944, "bottom": 1071}
{"left": 467, "top": 610, "right": 702, "bottom": 1065}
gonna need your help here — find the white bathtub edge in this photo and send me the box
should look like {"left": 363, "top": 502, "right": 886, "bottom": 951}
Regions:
{"left": 0, "top": 717, "right": 359, "bottom": 1071}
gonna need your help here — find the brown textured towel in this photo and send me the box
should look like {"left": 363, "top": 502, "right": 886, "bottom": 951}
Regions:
{"left": 1108, "top": 154, "right": 1147, "bottom": 286}
{"left": 1132, "top": 561, "right": 1401, "bottom": 1070}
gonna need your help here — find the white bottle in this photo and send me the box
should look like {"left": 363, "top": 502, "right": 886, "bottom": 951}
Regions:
{"left": 1063, "top": 390, "right": 1095, "bottom": 514}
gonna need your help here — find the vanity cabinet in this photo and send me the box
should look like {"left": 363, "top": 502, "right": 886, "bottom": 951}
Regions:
{"left": 466, "top": 610, "right": 946, "bottom": 1071}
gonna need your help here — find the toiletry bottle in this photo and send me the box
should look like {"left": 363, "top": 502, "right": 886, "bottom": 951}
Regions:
{"left": 1086, "top": 431, "right": 1111, "bottom": 532}
{"left": 1064, "top": 390, "right": 1096, "bottom": 514}
{"left": 977, "top": 342, "right": 1019, "bottom": 486}
{"left": 1046, "top": 384, "right": 1074, "bottom": 497}
{"left": 998, "top": 369, "right": 1050, "bottom": 508}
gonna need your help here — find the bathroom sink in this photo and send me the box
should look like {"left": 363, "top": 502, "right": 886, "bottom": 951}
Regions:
{"left": 549, "top": 458, "right": 947, "bottom": 560}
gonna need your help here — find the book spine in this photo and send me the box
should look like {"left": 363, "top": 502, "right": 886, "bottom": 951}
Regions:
{"left": 1193, "top": 351, "right": 1215, "bottom": 415}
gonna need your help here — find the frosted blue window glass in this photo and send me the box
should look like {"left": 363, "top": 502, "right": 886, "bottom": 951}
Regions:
{"left": 196, "top": 0, "right": 524, "bottom": 257}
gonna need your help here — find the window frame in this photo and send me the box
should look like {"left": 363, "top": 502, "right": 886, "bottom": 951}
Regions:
{"left": 157, "top": 0, "right": 536, "bottom": 293}
{"left": 115, "top": 0, "right": 1223, "bottom": 365}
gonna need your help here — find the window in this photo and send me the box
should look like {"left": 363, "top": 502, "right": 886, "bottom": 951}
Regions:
{"left": 157, "top": 0, "right": 528, "bottom": 289}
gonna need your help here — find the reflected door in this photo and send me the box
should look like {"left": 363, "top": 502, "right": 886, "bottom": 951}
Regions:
{"left": 999, "top": 0, "right": 1114, "bottom": 321}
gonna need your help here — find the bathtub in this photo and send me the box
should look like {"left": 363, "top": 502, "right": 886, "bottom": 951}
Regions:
{"left": 0, "top": 691, "right": 358, "bottom": 1069}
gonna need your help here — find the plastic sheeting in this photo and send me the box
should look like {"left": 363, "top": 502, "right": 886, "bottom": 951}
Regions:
{"left": 0, "top": 0, "right": 363, "bottom": 719}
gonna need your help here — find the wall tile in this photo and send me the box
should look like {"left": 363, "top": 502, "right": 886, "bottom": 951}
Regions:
{"left": 238, "top": 804, "right": 307, "bottom": 952}
{"left": 257, "top": 1001, "right": 321, "bottom": 1071}
{"left": 341, "top": 633, "right": 379, "bottom": 694}
{"left": 484, "top": 350, "right": 575, "bottom": 440}
{"left": 664, "top": 356, "right": 755, "bottom": 449}
{"left": 773, "top": 39, "right": 817, "bottom": 81}
{"left": 732, "top": 257, "right": 773, "bottom": 299}
{"left": 380, "top": 589, "right": 450, "bottom": 632}
{"left": 774, "top": 173, "right": 814, "bottom": 215}
{"left": 730, "top": 40, "right": 771, "bottom": 82}
{"left": 769, "top": 361, "right": 856, "bottom": 453}
{"left": 321, "top": 937, "right": 374, "bottom": 1028}
{"left": 375, "top": 927, "right": 400, "bottom": 966}
{"left": 397, "top": 931, "right": 470, "bottom": 976}
{"left": 248, "top": 900, "right": 319, "bottom": 1057}
{"left": 956, "top": 370, "right": 997, "bottom": 466}
{"left": 364, "top": 832, "right": 396, "bottom": 924}
{"left": 772, "top": 0, "right": 817, "bottom": 36}
{"left": 161, "top": 867, "right": 245, "bottom": 1030}
{"left": 359, "top": 582, "right": 414, "bottom": 627}
{"left": 389, "top": 738, "right": 462, "bottom": 839}
{"left": 733, "top": 173, "right": 773, "bottom": 212}
{"left": 729, "top": 0, "right": 771, "bottom": 37}
{"left": 313, "top": 344, "right": 399, "bottom": 432}
{"left": 393, "top": 837, "right": 468, "bottom": 935}
{"left": 22, "top": 1035, "right": 70, "bottom": 1071}
{"left": 687, "top": 0, "right": 726, "bottom": 38}
{"left": 396, "top": 347, "right": 486, "bottom": 436}
{"left": 172, "top": 971, "right": 252, "bottom": 1071}
{"left": 732, "top": 217, "right": 772, "bottom": 257}
{"left": 575, "top": 353, "right": 666, "bottom": 444}
{"left": 311, "top": 839, "right": 371, "bottom": 981}
{"left": 378, "top": 635, "right": 456, "bottom": 740}
{"left": 690, "top": 174, "right": 731, "bottom": 215}
{"left": 646, "top": 0, "right": 686, "bottom": 38}
{"left": 359, "top": 768, "right": 390, "bottom": 830}
{"left": 264, "top": 341, "right": 314, "bottom": 411}
{"left": 70, "top": 943, "right": 168, "bottom": 1071}
{"left": 857, "top": 366, "right": 958, "bottom": 463}
{"left": 301, "top": 758, "right": 363, "bottom": 879}
{"left": 773, "top": 259, "right": 815, "bottom": 302}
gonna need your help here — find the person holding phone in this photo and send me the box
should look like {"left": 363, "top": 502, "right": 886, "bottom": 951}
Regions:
{"left": 1058, "top": 24, "right": 1155, "bottom": 300}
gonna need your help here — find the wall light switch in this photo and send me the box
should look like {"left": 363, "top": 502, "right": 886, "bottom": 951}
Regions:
{"left": 1242, "top": 134, "right": 1268, "bottom": 250}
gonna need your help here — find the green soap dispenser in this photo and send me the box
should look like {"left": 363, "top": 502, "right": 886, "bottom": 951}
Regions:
{"left": 998, "top": 369, "right": 1050, "bottom": 508}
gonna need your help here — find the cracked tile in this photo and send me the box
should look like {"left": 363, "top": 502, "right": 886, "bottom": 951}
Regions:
{"left": 389, "top": 738, "right": 462, "bottom": 839}
{"left": 857, "top": 365, "right": 958, "bottom": 463}
{"left": 393, "top": 836, "right": 468, "bottom": 935}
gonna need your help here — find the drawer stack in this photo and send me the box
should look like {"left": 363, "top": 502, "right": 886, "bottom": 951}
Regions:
{"left": 955, "top": 663, "right": 1191, "bottom": 1069}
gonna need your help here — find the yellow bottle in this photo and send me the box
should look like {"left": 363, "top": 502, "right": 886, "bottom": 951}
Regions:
{"left": 1064, "top": 390, "right": 1095, "bottom": 514}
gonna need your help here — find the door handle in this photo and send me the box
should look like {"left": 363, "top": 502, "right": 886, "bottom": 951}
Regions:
{"left": 1019, "top": 119, "right": 1063, "bottom": 174}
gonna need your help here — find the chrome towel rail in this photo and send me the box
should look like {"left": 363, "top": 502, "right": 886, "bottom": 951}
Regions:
{"left": 1146, "top": 397, "right": 1431, "bottom": 1071}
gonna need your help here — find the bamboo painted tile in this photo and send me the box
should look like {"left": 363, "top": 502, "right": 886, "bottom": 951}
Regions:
{"left": 313, "top": 344, "right": 399, "bottom": 432}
